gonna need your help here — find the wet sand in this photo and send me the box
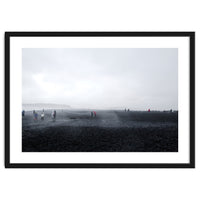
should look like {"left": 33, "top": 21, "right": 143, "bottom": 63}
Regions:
{"left": 22, "top": 110, "right": 178, "bottom": 152}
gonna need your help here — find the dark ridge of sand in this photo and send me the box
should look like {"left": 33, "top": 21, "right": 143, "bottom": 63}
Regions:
{"left": 22, "top": 110, "right": 178, "bottom": 152}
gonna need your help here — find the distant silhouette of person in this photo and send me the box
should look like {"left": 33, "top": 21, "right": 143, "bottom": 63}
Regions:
{"left": 22, "top": 110, "right": 25, "bottom": 117}
{"left": 52, "top": 110, "right": 56, "bottom": 120}
{"left": 148, "top": 109, "right": 150, "bottom": 112}
{"left": 41, "top": 111, "right": 45, "bottom": 120}
{"left": 93, "top": 111, "right": 96, "bottom": 117}
{"left": 33, "top": 110, "right": 35, "bottom": 119}
{"left": 127, "top": 109, "right": 130, "bottom": 112}
{"left": 34, "top": 112, "right": 38, "bottom": 120}
{"left": 91, "top": 112, "right": 93, "bottom": 118}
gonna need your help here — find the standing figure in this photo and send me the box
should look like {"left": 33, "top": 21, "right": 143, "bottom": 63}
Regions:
{"left": 52, "top": 110, "right": 56, "bottom": 121}
{"left": 93, "top": 111, "right": 96, "bottom": 117}
{"left": 22, "top": 110, "right": 25, "bottom": 117}
{"left": 41, "top": 111, "right": 45, "bottom": 120}
{"left": 148, "top": 109, "right": 150, "bottom": 112}
{"left": 33, "top": 110, "right": 35, "bottom": 120}
{"left": 91, "top": 111, "right": 93, "bottom": 118}
{"left": 34, "top": 112, "right": 38, "bottom": 120}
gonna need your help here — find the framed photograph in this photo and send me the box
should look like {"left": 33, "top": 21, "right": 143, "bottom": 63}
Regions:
{"left": 5, "top": 32, "right": 195, "bottom": 168}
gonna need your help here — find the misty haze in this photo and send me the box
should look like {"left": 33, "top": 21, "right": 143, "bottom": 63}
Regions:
{"left": 22, "top": 48, "right": 178, "bottom": 152}
{"left": 22, "top": 48, "right": 178, "bottom": 110}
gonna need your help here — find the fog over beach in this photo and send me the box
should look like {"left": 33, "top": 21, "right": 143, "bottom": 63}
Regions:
{"left": 22, "top": 48, "right": 178, "bottom": 110}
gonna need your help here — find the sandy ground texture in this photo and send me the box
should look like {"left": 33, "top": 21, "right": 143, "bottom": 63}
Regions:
{"left": 22, "top": 110, "right": 178, "bottom": 152}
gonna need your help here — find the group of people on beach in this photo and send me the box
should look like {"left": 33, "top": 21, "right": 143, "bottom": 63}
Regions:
{"left": 125, "top": 108, "right": 151, "bottom": 112}
{"left": 91, "top": 111, "right": 97, "bottom": 118}
{"left": 22, "top": 109, "right": 57, "bottom": 121}
{"left": 23, "top": 109, "right": 97, "bottom": 121}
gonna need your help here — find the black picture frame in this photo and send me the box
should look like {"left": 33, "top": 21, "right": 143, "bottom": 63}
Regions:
{"left": 5, "top": 32, "right": 195, "bottom": 168}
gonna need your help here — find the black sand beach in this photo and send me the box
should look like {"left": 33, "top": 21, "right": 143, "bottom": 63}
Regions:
{"left": 22, "top": 110, "right": 178, "bottom": 152}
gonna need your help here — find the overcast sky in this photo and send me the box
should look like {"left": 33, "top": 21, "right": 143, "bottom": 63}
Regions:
{"left": 22, "top": 48, "right": 178, "bottom": 110}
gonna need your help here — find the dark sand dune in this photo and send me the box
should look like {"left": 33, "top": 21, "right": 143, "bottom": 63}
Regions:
{"left": 22, "top": 110, "right": 178, "bottom": 152}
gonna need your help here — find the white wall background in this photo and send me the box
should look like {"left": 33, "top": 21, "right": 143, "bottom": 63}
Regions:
{"left": 0, "top": 0, "right": 198, "bottom": 200}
